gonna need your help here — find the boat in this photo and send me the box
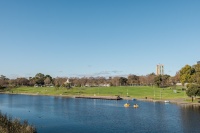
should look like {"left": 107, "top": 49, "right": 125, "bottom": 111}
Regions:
{"left": 124, "top": 103, "right": 130, "bottom": 107}
{"left": 164, "top": 100, "right": 170, "bottom": 103}
{"left": 133, "top": 104, "right": 139, "bottom": 108}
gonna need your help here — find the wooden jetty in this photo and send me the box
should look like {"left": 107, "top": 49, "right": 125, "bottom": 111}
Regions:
{"left": 75, "top": 96, "right": 122, "bottom": 100}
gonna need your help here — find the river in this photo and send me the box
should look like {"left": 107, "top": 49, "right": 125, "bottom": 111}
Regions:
{"left": 0, "top": 94, "right": 200, "bottom": 133}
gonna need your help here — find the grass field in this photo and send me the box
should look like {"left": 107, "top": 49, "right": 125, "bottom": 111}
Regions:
{"left": 6, "top": 86, "right": 190, "bottom": 100}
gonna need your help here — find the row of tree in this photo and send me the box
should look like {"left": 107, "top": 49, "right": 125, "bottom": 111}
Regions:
{"left": 0, "top": 72, "right": 176, "bottom": 89}
{"left": 1, "top": 64, "right": 200, "bottom": 98}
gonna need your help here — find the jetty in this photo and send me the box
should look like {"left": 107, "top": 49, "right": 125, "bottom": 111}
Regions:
{"left": 75, "top": 96, "right": 122, "bottom": 100}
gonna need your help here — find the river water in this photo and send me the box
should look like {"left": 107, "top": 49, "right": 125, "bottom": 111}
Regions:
{"left": 0, "top": 94, "right": 200, "bottom": 133}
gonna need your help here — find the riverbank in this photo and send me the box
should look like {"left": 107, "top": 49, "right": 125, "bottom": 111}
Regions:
{"left": 1, "top": 86, "right": 200, "bottom": 106}
{"left": 1, "top": 90, "right": 200, "bottom": 107}
{"left": 0, "top": 112, "right": 36, "bottom": 133}
{"left": 121, "top": 96, "right": 200, "bottom": 106}
{"left": 3, "top": 86, "right": 188, "bottom": 99}
{"left": 75, "top": 95, "right": 122, "bottom": 100}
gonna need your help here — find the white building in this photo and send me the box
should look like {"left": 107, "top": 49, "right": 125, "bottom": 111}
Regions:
{"left": 156, "top": 64, "right": 164, "bottom": 75}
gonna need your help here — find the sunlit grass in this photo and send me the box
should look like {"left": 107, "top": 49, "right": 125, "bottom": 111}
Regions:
{"left": 8, "top": 86, "right": 190, "bottom": 100}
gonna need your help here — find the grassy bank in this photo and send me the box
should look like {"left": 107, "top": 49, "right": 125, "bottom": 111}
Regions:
{"left": 0, "top": 112, "right": 36, "bottom": 133}
{"left": 5, "top": 86, "right": 192, "bottom": 100}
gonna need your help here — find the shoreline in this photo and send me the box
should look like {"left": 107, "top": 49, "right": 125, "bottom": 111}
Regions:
{"left": 1, "top": 92, "right": 200, "bottom": 106}
{"left": 127, "top": 98, "right": 200, "bottom": 106}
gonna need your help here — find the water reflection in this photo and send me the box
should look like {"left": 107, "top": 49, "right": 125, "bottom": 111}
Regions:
{"left": 180, "top": 105, "right": 200, "bottom": 133}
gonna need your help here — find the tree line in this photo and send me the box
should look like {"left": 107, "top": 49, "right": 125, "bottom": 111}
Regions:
{"left": 1, "top": 63, "right": 200, "bottom": 98}
{"left": 0, "top": 72, "right": 177, "bottom": 89}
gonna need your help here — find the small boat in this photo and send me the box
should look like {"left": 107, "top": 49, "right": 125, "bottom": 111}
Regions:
{"left": 164, "top": 100, "right": 170, "bottom": 103}
{"left": 124, "top": 103, "right": 130, "bottom": 107}
{"left": 133, "top": 104, "right": 139, "bottom": 108}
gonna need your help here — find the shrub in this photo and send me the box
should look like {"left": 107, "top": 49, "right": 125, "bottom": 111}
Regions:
{"left": 186, "top": 84, "right": 200, "bottom": 97}
{"left": 0, "top": 112, "right": 37, "bottom": 133}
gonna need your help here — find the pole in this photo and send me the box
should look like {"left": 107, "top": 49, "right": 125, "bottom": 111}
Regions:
{"left": 160, "top": 89, "right": 161, "bottom": 99}
{"left": 153, "top": 85, "right": 155, "bottom": 100}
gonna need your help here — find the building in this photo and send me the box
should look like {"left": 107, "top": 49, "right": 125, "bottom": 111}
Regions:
{"left": 156, "top": 64, "right": 164, "bottom": 75}
{"left": 197, "top": 61, "right": 200, "bottom": 64}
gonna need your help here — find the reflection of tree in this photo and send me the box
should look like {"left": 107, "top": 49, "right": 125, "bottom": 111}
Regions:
{"left": 180, "top": 105, "right": 200, "bottom": 133}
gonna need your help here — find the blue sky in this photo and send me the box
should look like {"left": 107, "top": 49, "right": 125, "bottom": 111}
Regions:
{"left": 0, "top": 0, "right": 200, "bottom": 78}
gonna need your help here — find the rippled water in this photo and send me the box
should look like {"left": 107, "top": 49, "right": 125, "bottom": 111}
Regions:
{"left": 0, "top": 94, "right": 200, "bottom": 133}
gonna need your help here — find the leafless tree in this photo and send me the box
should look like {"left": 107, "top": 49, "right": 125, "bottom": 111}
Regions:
{"left": 9, "top": 79, "right": 17, "bottom": 87}
{"left": 80, "top": 77, "right": 88, "bottom": 87}
{"left": 15, "top": 78, "right": 29, "bottom": 86}
{"left": 53, "top": 77, "right": 67, "bottom": 87}
{"left": 110, "top": 77, "right": 120, "bottom": 86}
{"left": 44, "top": 77, "right": 51, "bottom": 85}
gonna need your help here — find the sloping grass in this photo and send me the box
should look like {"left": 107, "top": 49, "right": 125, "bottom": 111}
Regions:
{"left": 7, "top": 86, "right": 188, "bottom": 100}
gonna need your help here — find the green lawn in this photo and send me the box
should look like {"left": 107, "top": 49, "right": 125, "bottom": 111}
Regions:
{"left": 7, "top": 86, "right": 189, "bottom": 100}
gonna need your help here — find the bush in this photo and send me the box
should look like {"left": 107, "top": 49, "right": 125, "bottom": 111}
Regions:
{"left": 186, "top": 84, "right": 200, "bottom": 97}
{"left": 0, "top": 112, "right": 37, "bottom": 133}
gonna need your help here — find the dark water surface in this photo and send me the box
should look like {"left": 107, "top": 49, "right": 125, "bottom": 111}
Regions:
{"left": 0, "top": 94, "right": 200, "bottom": 133}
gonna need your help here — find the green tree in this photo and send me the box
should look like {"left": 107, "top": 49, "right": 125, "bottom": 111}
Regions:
{"left": 127, "top": 75, "right": 139, "bottom": 86}
{"left": 179, "top": 65, "right": 195, "bottom": 85}
{"left": 119, "top": 77, "right": 127, "bottom": 86}
{"left": 161, "top": 74, "right": 171, "bottom": 87}
{"left": 45, "top": 75, "right": 52, "bottom": 81}
{"left": 193, "top": 64, "right": 200, "bottom": 84}
{"left": 0, "top": 75, "right": 7, "bottom": 80}
{"left": 34, "top": 73, "right": 45, "bottom": 85}
{"left": 35, "top": 73, "right": 45, "bottom": 79}
{"left": 186, "top": 83, "right": 200, "bottom": 97}
{"left": 0, "top": 75, "right": 9, "bottom": 88}
{"left": 154, "top": 75, "right": 162, "bottom": 87}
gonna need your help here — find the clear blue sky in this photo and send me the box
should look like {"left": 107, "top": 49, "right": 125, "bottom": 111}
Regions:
{"left": 0, "top": 0, "right": 200, "bottom": 78}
